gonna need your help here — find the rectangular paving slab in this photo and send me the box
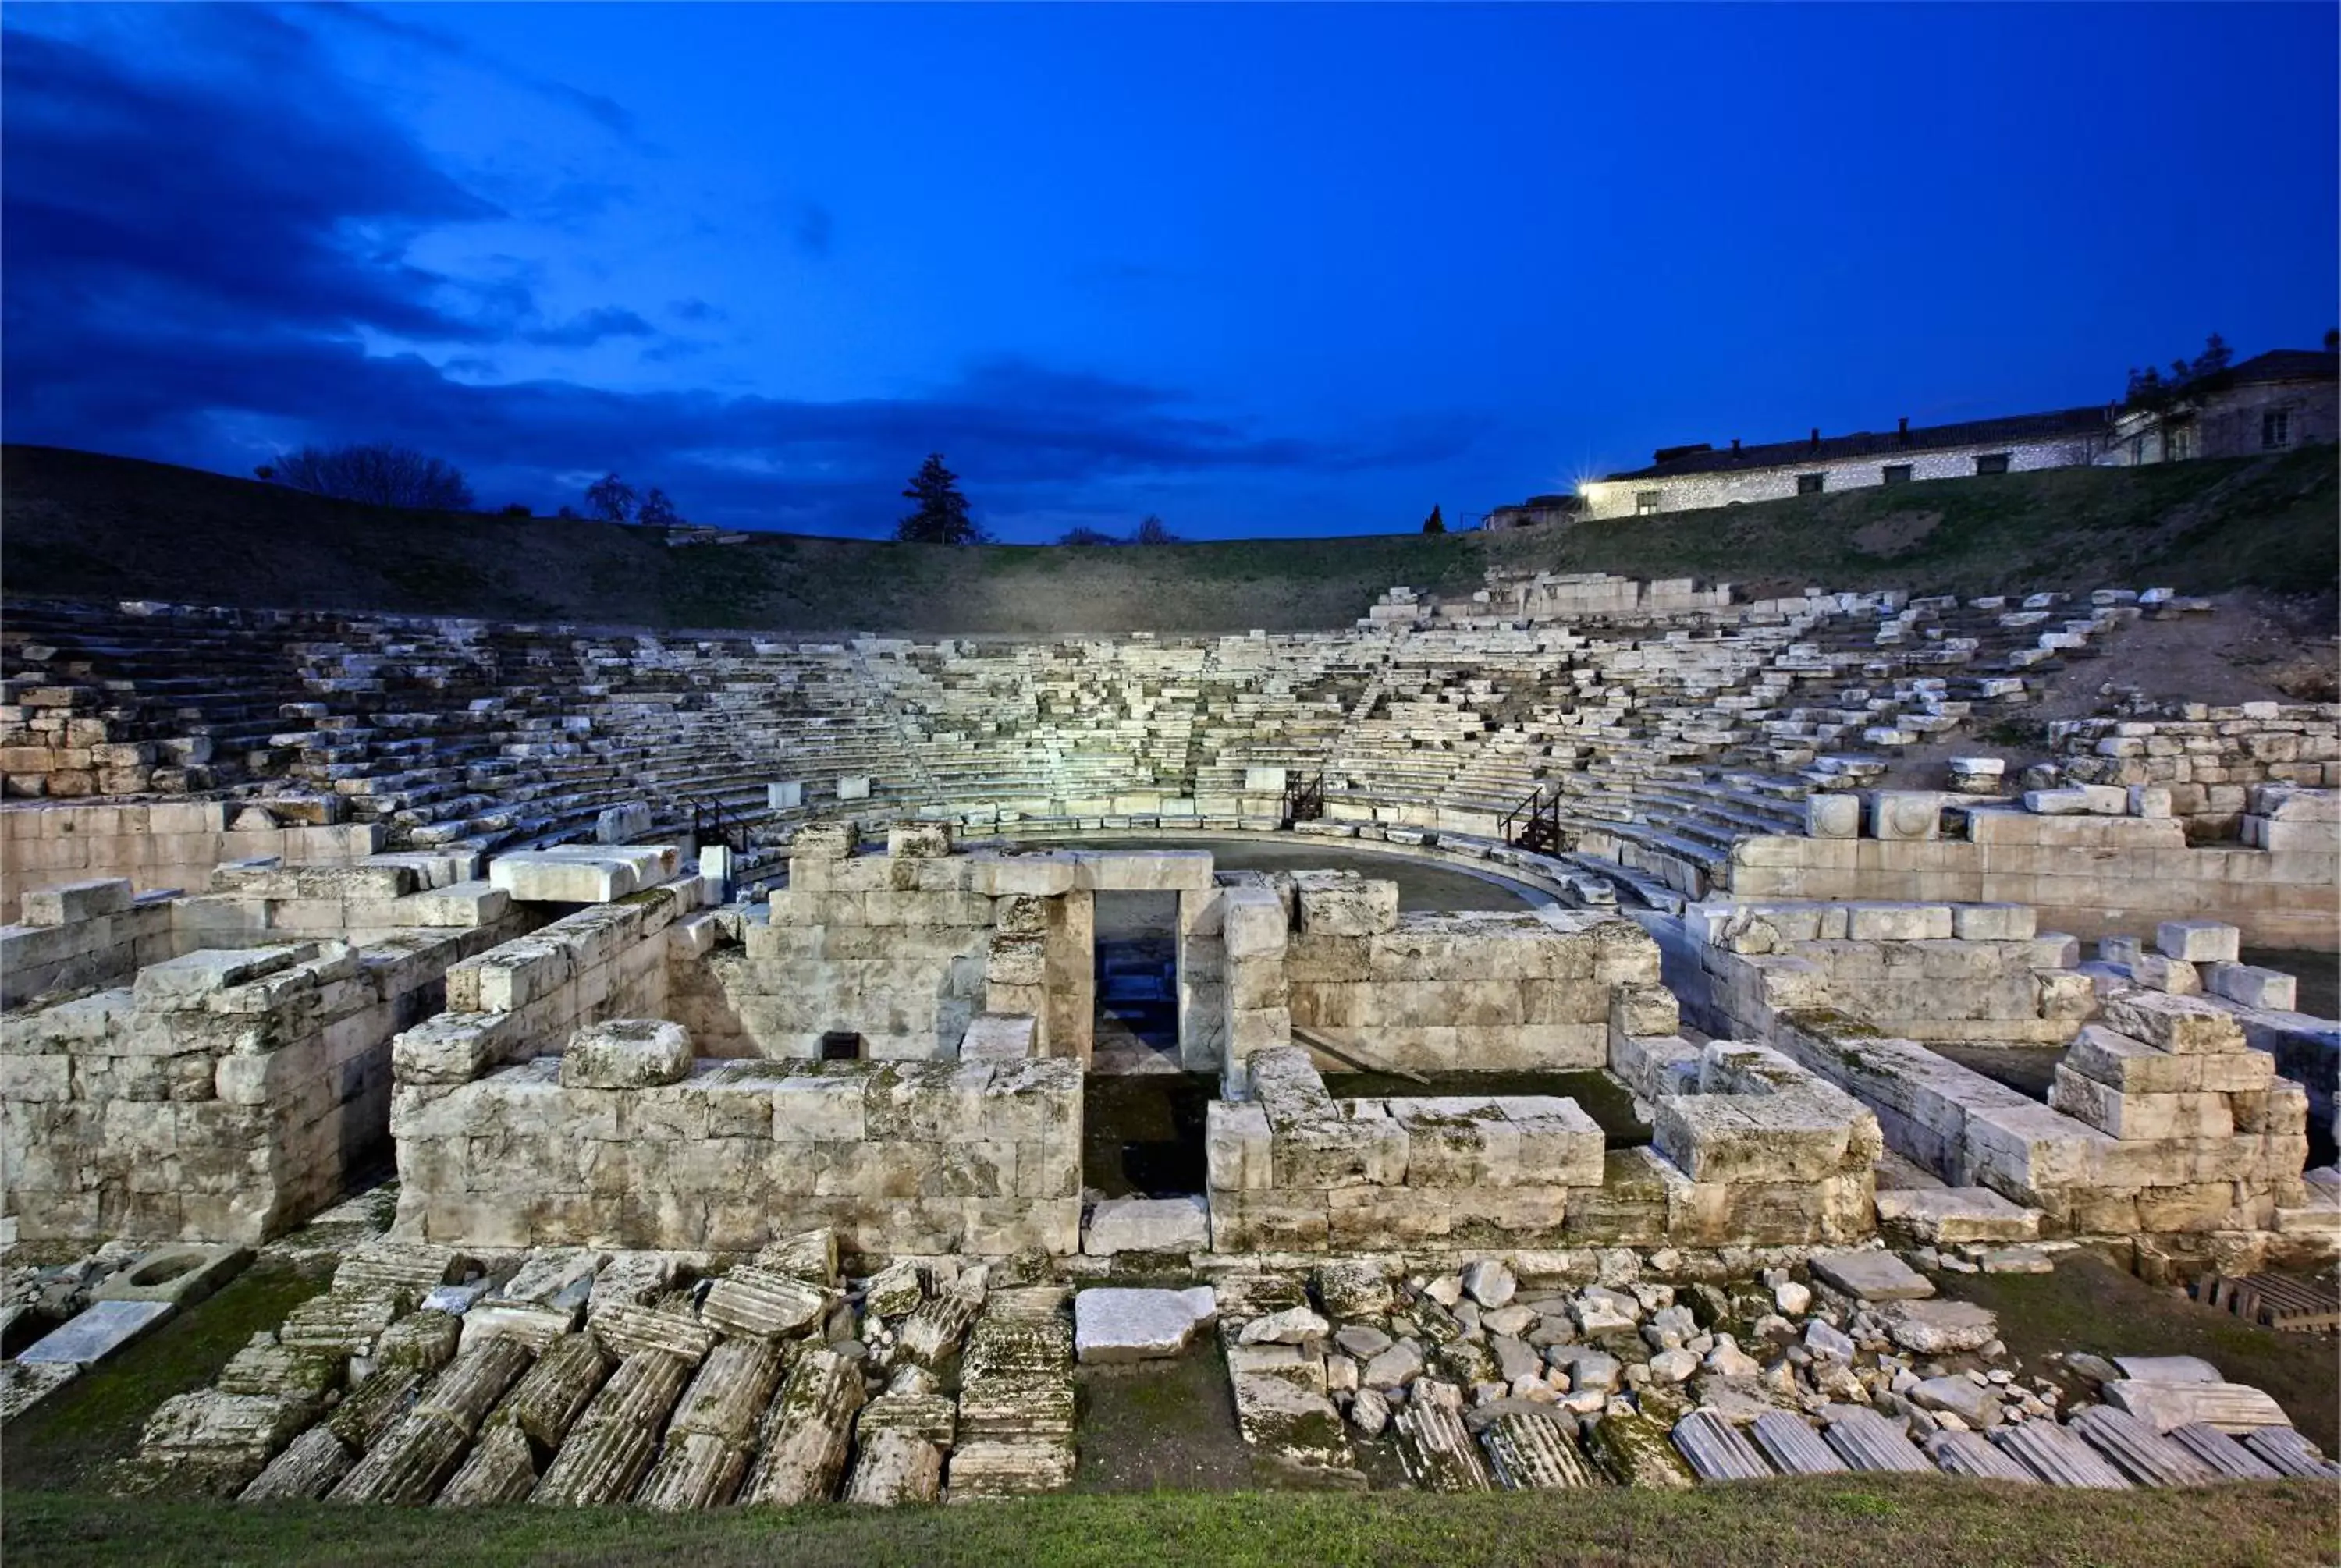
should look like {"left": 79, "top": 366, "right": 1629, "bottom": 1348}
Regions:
{"left": 1810, "top": 1250, "right": 1934, "bottom": 1301}
{"left": 17, "top": 1299, "right": 174, "bottom": 1365}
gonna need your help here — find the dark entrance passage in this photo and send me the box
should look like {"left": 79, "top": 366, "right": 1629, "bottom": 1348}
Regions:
{"left": 1093, "top": 889, "right": 1179, "bottom": 1074}
{"left": 1082, "top": 1073, "right": 1216, "bottom": 1197}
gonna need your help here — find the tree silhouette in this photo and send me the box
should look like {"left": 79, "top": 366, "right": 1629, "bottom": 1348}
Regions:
{"left": 1422, "top": 505, "right": 1446, "bottom": 534}
{"left": 1059, "top": 526, "right": 1118, "bottom": 545}
{"left": 896, "top": 454, "right": 983, "bottom": 544}
{"left": 261, "top": 442, "right": 474, "bottom": 510}
{"left": 1131, "top": 514, "right": 1178, "bottom": 545}
{"left": 638, "top": 487, "right": 680, "bottom": 528}
{"left": 586, "top": 472, "right": 638, "bottom": 523}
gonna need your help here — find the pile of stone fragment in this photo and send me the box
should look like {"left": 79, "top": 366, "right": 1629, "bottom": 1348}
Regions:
{"left": 121, "top": 1232, "right": 1079, "bottom": 1508}
{"left": 1079, "top": 1247, "right": 2340, "bottom": 1491}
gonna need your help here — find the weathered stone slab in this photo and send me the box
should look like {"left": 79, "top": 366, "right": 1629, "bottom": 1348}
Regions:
{"left": 1871, "top": 1187, "right": 2040, "bottom": 1247}
{"left": 1073, "top": 1287, "right": 1217, "bottom": 1364}
{"left": 844, "top": 1430, "right": 946, "bottom": 1506}
{"left": 334, "top": 1240, "right": 464, "bottom": 1298}
{"left": 1808, "top": 1250, "right": 1934, "bottom": 1302}
{"left": 377, "top": 1311, "right": 464, "bottom": 1374}
{"left": 97, "top": 1244, "right": 252, "bottom": 1309}
{"left": 1584, "top": 1410, "right": 1696, "bottom": 1489}
{"left": 531, "top": 1420, "right": 659, "bottom": 1506}
{"left": 326, "top": 1368, "right": 425, "bottom": 1453}
{"left": 2101, "top": 1379, "right": 2291, "bottom": 1433}
{"left": 2168, "top": 1421, "right": 2282, "bottom": 1480}
{"left": 1396, "top": 1399, "right": 1492, "bottom": 1491}
{"left": 434, "top": 1424, "right": 538, "bottom": 1507}
{"left": 460, "top": 1299, "right": 579, "bottom": 1354}
{"left": 2240, "top": 1427, "right": 2341, "bottom": 1480}
{"left": 2111, "top": 1354, "right": 2221, "bottom": 1383}
{"left": 487, "top": 1333, "right": 613, "bottom": 1450}
{"left": 741, "top": 1349, "right": 865, "bottom": 1506}
{"left": 327, "top": 1410, "right": 467, "bottom": 1504}
{"left": 899, "top": 1289, "right": 986, "bottom": 1365}
{"left": 0, "top": 1363, "right": 80, "bottom": 1422}
{"left": 944, "top": 1439, "right": 1077, "bottom": 1499}
{"left": 637, "top": 1431, "right": 750, "bottom": 1511}
{"left": 1313, "top": 1259, "right": 1394, "bottom": 1321}
{"left": 1990, "top": 1422, "right": 2131, "bottom": 1488}
{"left": 1821, "top": 1406, "right": 1932, "bottom": 1474}
{"left": 1924, "top": 1428, "right": 2036, "bottom": 1481}
{"left": 239, "top": 1427, "right": 355, "bottom": 1502}
{"left": 588, "top": 1302, "right": 716, "bottom": 1364}
{"left": 19, "top": 1299, "right": 174, "bottom": 1365}
{"left": 561, "top": 1020, "right": 693, "bottom": 1089}
{"left": 1750, "top": 1411, "right": 1846, "bottom": 1475}
{"left": 701, "top": 1268, "right": 829, "bottom": 1341}
{"left": 1875, "top": 1300, "right": 1997, "bottom": 1355}
{"left": 414, "top": 1337, "right": 535, "bottom": 1435}
{"left": 855, "top": 1391, "right": 958, "bottom": 1449}
{"left": 1083, "top": 1195, "right": 1210, "bottom": 1255}
{"left": 755, "top": 1227, "right": 840, "bottom": 1286}
{"left": 1476, "top": 1408, "right": 1600, "bottom": 1489}
{"left": 1671, "top": 1410, "right": 1771, "bottom": 1481}
{"left": 2066, "top": 1406, "right": 2218, "bottom": 1486}
{"left": 279, "top": 1292, "right": 405, "bottom": 1359}
{"left": 668, "top": 1340, "right": 787, "bottom": 1445}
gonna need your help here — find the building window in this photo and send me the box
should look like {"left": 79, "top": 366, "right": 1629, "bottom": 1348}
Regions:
{"left": 1796, "top": 473, "right": 1825, "bottom": 495}
{"left": 1974, "top": 452, "right": 2011, "bottom": 475}
{"left": 1881, "top": 465, "right": 1913, "bottom": 486}
{"left": 2264, "top": 409, "right": 2291, "bottom": 449}
{"left": 820, "top": 1031, "right": 863, "bottom": 1062}
{"left": 1634, "top": 491, "right": 1662, "bottom": 516}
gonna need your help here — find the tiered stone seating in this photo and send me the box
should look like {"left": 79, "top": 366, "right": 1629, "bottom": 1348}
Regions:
{"left": 1, "top": 579, "right": 2140, "bottom": 893}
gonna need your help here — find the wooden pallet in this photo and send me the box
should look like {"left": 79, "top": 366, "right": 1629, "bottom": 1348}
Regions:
{"left": 2200, "top": 1272, "right": 2341, "bottom": 1332}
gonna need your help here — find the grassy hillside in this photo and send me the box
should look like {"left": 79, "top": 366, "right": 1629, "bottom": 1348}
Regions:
{"left": 4, "top": 443, "right": 2333, "bottom": 634}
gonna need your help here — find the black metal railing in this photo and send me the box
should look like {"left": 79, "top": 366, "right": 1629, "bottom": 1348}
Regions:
{"left": 1281, "top": 772, "right": 1327, "bottom": 827}
{"left": 684, "top": 792, "right": 748, "bottom": 857}
{"left": 1501, "top": 783, "right": 1561, "bottom": 853}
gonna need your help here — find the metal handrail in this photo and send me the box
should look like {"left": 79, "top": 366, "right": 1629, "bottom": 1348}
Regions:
{"left": 1281, "top": 772, "right": 1327, "bottom": 827}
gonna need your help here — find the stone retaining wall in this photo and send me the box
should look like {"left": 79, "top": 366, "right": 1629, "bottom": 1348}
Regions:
{"left": 2, "top": 928, "right": 492, "bottom": 1244}
{"left": 1204, "top": 1041, "right": 1876, "bottom": 1253}
{"left": 1728, "top": 788, "right": 2338, "bottom": 945}
{"left": 389, "top": 1031, "right": 1081, "bottom": 1254}
{"left": 1, "top": 802, "right": 381, "bottom": 923}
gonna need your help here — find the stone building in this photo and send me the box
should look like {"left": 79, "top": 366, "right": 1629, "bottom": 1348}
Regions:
{"left": 2106, "top": 348, "right": 2339, "bottom": 466}
{"left": 1575, "top": 408, "right": 2111, "bottom": 520}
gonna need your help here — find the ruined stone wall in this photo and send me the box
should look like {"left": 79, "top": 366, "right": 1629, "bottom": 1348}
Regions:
{"left": 2049, "top": 704, "right": 2341, "bottom": 835}
{"left": 1, "top": 802, "right": 382, "bottom": 922}
{"left": 390, "top": 1041, "right": 1081, "bottom": 1255}
{"left": 1205, "top": 1041, "right": 1876, "bottom": 1253}
{"left": 0, "top": 878, "right": 178, "bottom": 1007}
{"left": 1266, "top": 872, "right": 1664, "bottom": 1073}
{"left": 1729, "top": 789, "right": 2339, "bottom": 945}
{"left": 2, "top": 932, "right": 492, "bottom": 1244}
{"left": 1576, "top": 434, "right": 2100, "bottom": 520}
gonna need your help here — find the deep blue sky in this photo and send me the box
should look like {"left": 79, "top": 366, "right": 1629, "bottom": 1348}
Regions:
{"left": 5, "top": 4, "right": 2335, "bottom": 540}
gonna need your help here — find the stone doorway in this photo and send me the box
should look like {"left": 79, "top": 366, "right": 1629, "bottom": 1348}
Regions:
{"left": 1091, "top": 890, "right": 1180, "bottom": 1074}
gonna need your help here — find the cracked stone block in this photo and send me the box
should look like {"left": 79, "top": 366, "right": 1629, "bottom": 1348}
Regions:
{"left": 560, "top": 1020, "right": 694, "bottom": 1089}
{"left": 1073, "top": 1287, "right": 1217, "bottom": 1364}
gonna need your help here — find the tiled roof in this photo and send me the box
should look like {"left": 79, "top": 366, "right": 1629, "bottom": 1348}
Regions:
{"left": 1602, "top": 406, "right": 2111, "bottom": 481}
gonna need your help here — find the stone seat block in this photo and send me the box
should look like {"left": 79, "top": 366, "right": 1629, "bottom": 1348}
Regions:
{"left": 19, "top": 878, "right": 134, "bottom": 926}
{"left": 1654, "top": 1093, "right": 1850, "bottom": 1184}
{"left": 559, "top": 1020, "right": 693, "bottom": 1089}
{"left": 131, "top": 945, "right": 316, "bottom": 1010}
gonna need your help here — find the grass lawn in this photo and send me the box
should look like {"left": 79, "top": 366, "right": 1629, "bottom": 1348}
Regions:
{"left": 7, "top": 1475, "right": 2337, "bottom": 1568}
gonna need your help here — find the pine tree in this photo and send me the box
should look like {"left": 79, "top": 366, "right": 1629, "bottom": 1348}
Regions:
{"left": 1422, "top": 505, "right": 1446, "bottom": 534}
{"left": 896, "top": 454, "right": 983, "bottom": 544}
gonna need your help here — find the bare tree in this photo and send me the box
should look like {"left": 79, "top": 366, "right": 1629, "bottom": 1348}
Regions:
{"left": 263, "top": 442, "right": 474, "bottom": 510}
{"left": 586, "top": 472, "right": 638, "bottom": 523}
{"left": 638, "top": 487, "right": 680, "bottom": 528}
{"left": 1131, "top": 514, "right": 1178, "bottom": 545}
